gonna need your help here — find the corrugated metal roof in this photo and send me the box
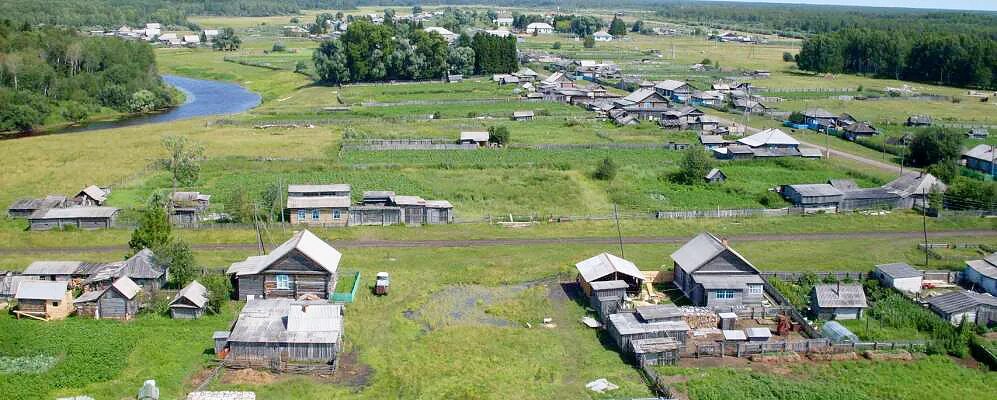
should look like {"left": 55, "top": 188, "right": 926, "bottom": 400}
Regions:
{"left": 875, "top": 263, "right": 922, "bottom": 279}
{"left": 655, "top": 80, "right": 688, "bottom": 91}
{"left": 966, "top": 258, "right": 997, "bottom": 280}
{"left": 111, "top": 276, "right": 141, "bottom": 299}
{"left": 812, "top": 283, "right": 868, "bottom": 308}
{"left": 786, "top": 184, "right": 844, "bottom": 197}
{"left": 926, "top": 291, "right": 997, "bottom": 314}
{"left": 170, "top": 280, "right": 208, "bottom": 309}
{"left": 287, "top": 184, "right": 351, "bottom": 194}
{"left": 575, "top": 253, "right": 643, "bottom": 283}
{"left": 737, "top": 128, "right": 800, "bottom": 148}
{"left": 30, "top": 207, "right": 118, "bottom": 219}
{"left": 227, "top": 299, "right": 342, "bottom": 344}
{"left": 15, "top": 280, "right": 68, "bottom": 300}
{"left": 23, "top": 261, "right": 83, "bottom": 276}
{"left": 286, "top": 196, "right": 351, "bottom": 209}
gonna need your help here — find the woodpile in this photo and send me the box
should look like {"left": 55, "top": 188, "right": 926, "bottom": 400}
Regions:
{"left": 863, "top": 350, "right": 912, "bottom": 361}
{"left": 681, "top": 307, "right": 720, "bottom": 329}
{"left": 750, "top": 352, "right": 802, "bottom": 363}
{"left": 808, "top": 351, "right": 858, "bottom": 361}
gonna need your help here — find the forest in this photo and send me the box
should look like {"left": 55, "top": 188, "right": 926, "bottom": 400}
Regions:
{"left": 313, "top": 19, "right": 516, "bottom": 84}
{"left": 0, "top": 21, "right": 176, "bottom": 132}
{"left": 796, "top": 28, "right": 997, "bottom": 89}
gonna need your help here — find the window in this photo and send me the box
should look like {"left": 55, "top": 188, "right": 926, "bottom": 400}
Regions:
{"left": 297, "top": 210, "right": 305, "bottom": 221}
{"left": 748, "top": 285, "right": 763, "bottom": 295}
{"left": 333, "top": 209, "right": 341, "bottom": 219}
{"left": 714, "top": 289, "right": 736, "bottom": 299}
{"left": 52, "top": 301, "right": 59, "bottom": 307}
{"left": 276, "top": 274, "right": 290, "bottom": 290}
{"left": 312, "top": 209, "right": 320, "bottom": 220}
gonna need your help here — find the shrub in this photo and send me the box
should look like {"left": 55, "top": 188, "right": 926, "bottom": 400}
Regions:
{"left": 788, "top": 111, "right": 806, "bottom": 124}
{"left": 583, "top": 35, "right": 595, "bottom": 48}
{"left": 672, "top": 147, "right": 713, "bottom": 185}
{"left": 201, "top": 274, "right": 232, "bottom": 314}
{"left": 272, "top": 42, "right": 287, "bottom": 52}
{"left": 488, "top": 126, "right": 510, "bottom": 145}
{"left": 551, "top": 41, "right": 561, "bottom": 49}
{"left": 782, "top": 52, "right": 794, "bottom": 62}
{"left": 592, "top": 157, "right": 617, "bottom": 180}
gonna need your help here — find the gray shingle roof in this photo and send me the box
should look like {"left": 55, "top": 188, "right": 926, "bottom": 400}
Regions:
{"left": 875, "top": 263, "right": 922, "bottom": 279}
{"left": 23, "top": 261, "right": 83, "bottom": 276}
{"left": 118, "top": 248, "right": 166, "bottom": 280}
{"left": 590, "top": 280, "right": 629, "bottom": 291}
{"left": 671, "top": 232, "right": 757, "bottom": 275}
{"left": 110, "top": 276, "right": 141, "bottom": 300}
{"left": 812, "top": 283, "right": 868, "bottom": 308}
{"left": 73, "top": 289, "right": 104, "bottom": 304}
{"left": 170, "top": 280, "right": 208, "bottom": 309}
{"left": 575, "top": 253, "right": 643, "bottom": 283}
{"left": 882, "top": 173, "right": 946, "bottom": 197}
{"left": 286, "top": 196, "right": 351, "bottom": 209}
{"left": 228, "top": 299, "right": 342, "bottom": 344}
{"left": 635, "top": 304, "right": 683, "bottom": 321}
{"left": 29, "top": 207, "right": 119, "bottom": 219}
{"left": 77, "top": 185, "right": 108, "bottom": 203}
{"left": 787, "top": 184, "right": 844, "bottom": 197}
{"left": 693, "top": 274, "right": 764, "bottom": 290}
{"left": 608, "top": 312, "right": 690, "bottom": 335}
{"left": 927, "top": 291, "right": 997, "bottom": 314}
{"left": 230, "top": 230, "right": 341, "bottom": 276}
{"left": 15, "top": 280, "right": 68, "bottom": 301}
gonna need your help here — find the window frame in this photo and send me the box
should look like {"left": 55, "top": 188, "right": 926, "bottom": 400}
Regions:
{"left": 312, "top": 209, "right": 320, "bottom": 220}
{"left": 275, "top": 274, "right": 291, "bottom": 290}
{"left": 297, "top": 209, "right": 305, "bottom": 221}
{"left": 748, "top": 284, "right": 763, "bottom": 295}
{"left": 714, "top": 289, "right": 736, "bottom": 299}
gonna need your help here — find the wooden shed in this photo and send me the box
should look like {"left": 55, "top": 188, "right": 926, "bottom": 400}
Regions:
{"left": 809, "top": 283, "right": 868, "bottom": 320}
{"left": 14, "top": 280, "right": 74, "bottom": 321}
{"left": 7, "top": 195, "right": 67, "bottom": 218}
{"left": 170, "top": 280, "right": 209, "bottom": 319}
{"left": 74, "top": 276, "right": 141, "bottom": 320}
{"left": 74, "top": 185, "right": 109, "bottom": 206}
{"left": 22, "top": 261, "right": 85, "bottom": 281}
{"left": 28, "top": 207, "right": 119, "bottom": 230}
{"left": 704, "top": 168, "right": 726, "bottom": 184}
{"left": 222, "top": 299, "right": 343, "bottom": 371}
{"left": 575, "top": 253, "right": 645, "bottom": 296}
{"left": 607, "top": 308, "right": 690, "bottom": 354}
{"left": 392, "top": 195, "right": 427, "bottom": 225}
{"left": 926, "top": 290, "right": 997, "bottom": 326}
{"left": 874, "top": 262, "right": 923, "bottom": 294}
{"left": 424, "top": 200, "right": 454, "bottom": 224}
{"left": 964, "top": 254, "right": 997, "bottom": 296}
{"left": 781, "top": 184, "right": 843, "bottom": 212}
{"left": 348, "top": 205, "right": 401, "bottom": 226}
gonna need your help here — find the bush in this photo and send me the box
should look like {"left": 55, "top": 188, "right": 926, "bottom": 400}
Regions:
{"left": 782, "top": 52, "right": 794, "bottom": 62}
{"left": 272, "top": 42, "right": 287, "bottom": 52}
{"left": 488, "top": 126, "right": 510, "bottom": 145}
{"left": 592, "top": 157, "right": 617, "bottom": 180}
{"left": 672, "top": 147, "right": 713, "bottom": 185}
{"left": 551, "top": 41, "right": 561, "bottom": 49}
{"left": 583, "top": 35, "right": 595, "bottom": 48}
{"left": 909, "top": 127, "right": 963, "bottom": 167}
{"left": 788, "top": 111, "right": 806, "bottom": 124}
{"left": 201, "top": 274, "right": 232, "bottom": 314}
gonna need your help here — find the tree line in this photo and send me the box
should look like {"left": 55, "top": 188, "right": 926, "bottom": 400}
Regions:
{"left": 313, "top": 19, "right": 516, "bottom": 84}
{"left": 797, "top": 28, "right": 996, "bottom": 89}
{"left": 0, "top": 21, "right": 176, "bottom": 132}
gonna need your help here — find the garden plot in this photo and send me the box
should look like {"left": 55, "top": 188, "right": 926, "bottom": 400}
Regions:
{"left": 407, "top": 281, "right": 552, "bottom": 331}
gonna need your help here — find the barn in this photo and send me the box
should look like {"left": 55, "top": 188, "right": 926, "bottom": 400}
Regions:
{"left": 575, "top": 253, "right": 645, "bottom": 296}
{"left": 221, "top": 299, "right": 343, "bottom": 371}
{"left": 73, "top": 276, "right": 141, "bottom": 320}
{"left": 170, "top": 280, "right": 209, "bottom": 319}
{"left": 28, "top": 207, "right": 119, "bottom": 230}
{"left": 781, "top": 184, "right": 843, "bottom": 213}
{"left": 607, "top": 305, "right": 690, "bottom": 354}
{"left": 14, "top": 281, "right": 74, "bottom": 321}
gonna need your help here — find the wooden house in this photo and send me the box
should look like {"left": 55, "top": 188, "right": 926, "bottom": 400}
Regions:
{"left": 704, "top": 168, "right": 726, "bottom": 184}
{"left": 810, "top": 283, "right": 867, "bottom": 320}
{"left": 74, "top": 185, "right": 109, "bottom": 206}
{"left": 690, "top": 91, "right": 724, "bottom": 108}
{"left": 654, "top": 80, "right": 693, "bottom": 102}
{"left": 14, "top": 281, "right": 74, "bottom": 320}
{"left": 287, "top": 184, "right": 351, "bottom": 198}
{"left": 802, "top": 108, "right": 839, "bottom": 130}
{"left": 964, "top": 253, "right": 997, "bottom": 296}
{"left": 737, "top": 128, "right": 800, "bottom": 151}
{"left": 842, "top": 122, "right": 878, "bottom": 141}
{"left": 170, "top": 280, "right": 209, "bottom": 319}
{"left": 28, "top": 207, "right": 119, "bottom": 230}
{"left": 22, "top": 261, "right": 84, "bottom": 281}
{"left": 220, "top": 299, "right": 343, "bottom": 370}
{"left": 670, "top": 233, "right": 763, "bottom": 308}
{"left": 615, "top": 88, "right": 671, "bottom": 120}
{"left": 7, "top": 195, "right": 67, "bottom": 218}
{"left": 541, "top": 72, "right": 574, "bottom": 89}
{"left": 512, "top": 110, "right": 535, "bottom": 121}
{"left": 874, "top": 263, "right": 923, "bottom": 294}
{"left": 732, "top": 97, "right": 768, "bottom": 114}
{"left": 961, "top": 144, "right": 994, "bottom": 177}
{"left": 926, "top": 291, "right": 997, "bottom": 326}
{"left": 781, "top": 184, "right": 844, "bottom": 213}
{"left": 83, "top": 248, "right": 168, "bottom": 293}
{"left": 227, "top": 230, "right": 341, "bottom": 301}
{"left": 607, "top": 305, "right": 690, "bottom": 354}
{"left": 906, "top": 115, "right": 932, "bottom": 127}
{"left": 287, "top": 196, "right": 350, "bottom": 226}
{"left": 712, "top": 144, "right": 756, "bottom": 160}
{"left": 575, "top": 253, "right": 645, "bottom": 296}
{"left": 73, "top": 276, "right": 142, "bottom": 320}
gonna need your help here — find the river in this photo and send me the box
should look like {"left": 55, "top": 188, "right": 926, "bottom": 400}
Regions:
{"left": 6, "top": 75, "right": 261, "bottom": 138}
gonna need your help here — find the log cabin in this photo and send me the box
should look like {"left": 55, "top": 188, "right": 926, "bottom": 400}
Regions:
{"left": 227, "top": 230, "right": 341, "bottom": 301}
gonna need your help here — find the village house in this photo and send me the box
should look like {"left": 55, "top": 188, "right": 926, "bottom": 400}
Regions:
{"left": 699, "top": 135, "right": 728, "bottom": 150}
{"left": 170, "top": 280, "right": 209, "bottom": 319}
{"left": 906, "top": 115, "right": 933, "bottom": 127}
{"left": 287, "top": 196, "right": 350, "bottom": 226}
{"left": 926, "top": 291, "right": 997, "bottom": 326}
{"left": 7, "top": 195, "right": 67, "bottom": 218}
{"left": 964, "top": 253, "right": 997, "bottom": 296}
{"left": 170, "top": 191, "right": 211, "bottom": 226}
{"left": 705, "top": 168, "right": 727, "bottom": 184}
{"left": 874, "top": 262, "right": 923, "bottom": 294}
{"left": 732, "top": 97, "right": 768, "bottom": 114}
{"left": 575, "top": 253, "right": 645, "bottom": 296}
{"left": 494, "top": 17, "right": 513, "bottom": 27}
{"left": 423, "top": 26, "right": 457, "bottom": 42}
{"left": 593, "top": 31, "right": 614, "bottom": 41}
{"left": 28, "top": 206, "right": 119, "bottom": 231}
{"left": 216, "top": 299, "right": 344, "bottom": 370}
{"left": 458, "top": 131, "right": 490, "bottom": 146}
{"left": 514, "top": 67, "right": 539, "bottom": 82}
{"left": 227, "top": 230, "right": 341, "bottom": 301}
{"left": 810, "top": 283, "right": 868, "bottom": 320}
{"left": 670, "top": 233, "right": 764, "bottom": 308}
{"left": 841, "top": 122, "right": 878, "bottom": 141}
{"left": 690, "top": 90, "right": 724, "bottom": 108}
{"left": 512, "top": 110, "right": 535, "bottom": 121}
{"left": 614, "top": 88, "right": 672, "bottom": 120}
{"left": 609, "top": 109, "right": 638, "bottom": 126}
{"left": 525, "top": 22, "right": 554, "bottom": 34}
{"left": 14, "top": 280, "right": 74, "bottom": 320}
{"left": 73, "top": 276, "right": 142, "bottom": 320}
{"left": 85, "top": 248, "right": 168, "bottom": 292}
{"left": 541, "top": 71, "right": 575, "bottom": 89}
{"left": 654, "top": 80, "right": 693, "bottom": 102}
{"left": 961, "top": 144, "right": 994, "bottom": 177}
{"left": 715, "top": 128, "right": 804, "bottom": 159}
{"left": 288, "top": 184, "right": 351, "bottom": 198}
{"left": 801, "top": 108, "right": 840, "bottom": 132}
{"left": 782, "top": 172, "right": 945, "bottom": 212}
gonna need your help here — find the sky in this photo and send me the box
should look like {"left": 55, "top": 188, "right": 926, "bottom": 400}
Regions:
{"left": 711, "top": 0, "right": 997, "bottom": 12}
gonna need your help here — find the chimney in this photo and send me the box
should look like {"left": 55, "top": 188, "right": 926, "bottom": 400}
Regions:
{"left": 721, "top": 237, "right": 729, "bottom": 248}
{"left": 301, "top": 304, "right": 308, "bottom": 313}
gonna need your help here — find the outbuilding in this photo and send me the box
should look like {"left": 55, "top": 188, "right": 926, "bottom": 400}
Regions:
{"left": 926, "top": 290, "right": 997, "bottom": 326}
{"left": 512, "top": 110, "right": 535, "bottom": 121}
{"left": 170, "top": 280, "right": 209, "bottom": 319}
{"left": 575, "top": 253, "right": 645, "bottom": 296}
{"left": 74, "top": 276, "right": 142, "bottom": 320}
{"left": 781, "top": 184, "right": 843, "bottom": 213}
{"left": 222, "top": 299, "right": 343, "bottom": 371}
{"left": 14, "top": 281, "right": 74, "bottom": 320}
{"left": 28, "top": 207, "right": 119, "bottom": 230}
{"left": 458, "top": 131, "right": 490, "bottom": 146}
{"left": 964, "top": 253, "right": 997, "bottom": 296}
{"left": 810, "top": 283, "right": 868, "bottom": 320}
{"left": 874, "top": 262, "right": 923, "bottom": 294}
{"left": 704, "top": 168, "right": 726, "bottom": 184}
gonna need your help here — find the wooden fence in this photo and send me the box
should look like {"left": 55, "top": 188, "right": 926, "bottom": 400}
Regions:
{"left": 761, "top": 271, "right": 871, "bottom": 283}
{"left": 654, "top": 207, "right": 800, "bottom": 219}
{"left": 678, "top": 339, "right": 926, "bottom": 358}
{"left": 341, "top": 139, "right": 479, "bottom": 151}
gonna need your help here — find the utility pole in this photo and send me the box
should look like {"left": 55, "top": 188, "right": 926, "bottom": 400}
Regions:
{"left": 922, "top": 188, "right": 929, "bottom": 268}
{"left": 613, "top": 204, "right": 625, "bottom": 258}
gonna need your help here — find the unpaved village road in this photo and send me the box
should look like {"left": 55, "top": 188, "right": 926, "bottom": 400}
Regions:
{"left": 1, "top": 230, "right": 993, "bottom": 254}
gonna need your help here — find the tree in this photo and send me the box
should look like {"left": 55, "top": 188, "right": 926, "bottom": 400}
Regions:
{"left": 212, "top": 27, "right": 241, "bottom": 51}
{"left": 313, "top": 39, "right": 350, "bottom": 84}
{"left": 200, "top": 273, "right": 232, "bottom": 314}
{"left": 447, "top": 46, "right": 475, "bottom": 76}
{"left": 583, "top": 35, "right": 595, "bottom": 49}
{"left": 569, "top": 16, "right": 603, "bottom": 36}
{"left": 908, "top": 128, "right": 962, "bottom": 168}
{"left": 608, "top": 16, "right": 627, "bottom": 36}
{"left": 129, "top": 194, "right": 171, "bottom": 253}
{"left": 129, "top": 90, "right": 158, "bottom": 113}
{"left": 788, "top": 111, "right": 806, "bottom": 124}
{"left": 488, "top": 125, "right": 509, "bottom": 145}
{"left": 294, "top": 61, "right": 307, "bottom": 73}
{"left": 631, "top": 20, "right": 644, "bottom": 33}
{"left": 161, "top": 136, "right": 204, "bottom": 191}
{"left": 156, "top": 240, "right": 196, "bottom": 288}
{"left": 60, "top": 103, "right": 89, "bottom": 123}
{"left": 412, "top": 5, "right": 423, "bottom": 15}
{"left": 674, "top": 147, "right": 713, "bottom": 184}
{"left": 783, "top": 52, "right": 795, "bottom": 62}
{"left": 593, "top": 157, "right": 617, "bottom": 180}
{"left": 272, "top": 42, "right": 287, "bottom": 52}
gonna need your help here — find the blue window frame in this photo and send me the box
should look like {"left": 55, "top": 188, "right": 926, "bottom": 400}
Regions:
{"left": 297, "top": 210, "right": 305, "bottom": 221}
{"left": 715, "top": 289, "right": 736, "bottom": 299}
{"left": 276, "top": 274, "right": 290, "bottom": 290}
{"left": 312, "top": 209, "right": 320, "bottom": 220}
{"left": 333, "top": 209, "right": 341, "bottom": 219}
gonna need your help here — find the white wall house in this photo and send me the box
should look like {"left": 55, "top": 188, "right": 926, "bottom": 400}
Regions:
{"left": 874, "top": 263, "right": 923, "bottom": 294}
{"left": 526, "top": 22, "right": 554, "bottom": 34}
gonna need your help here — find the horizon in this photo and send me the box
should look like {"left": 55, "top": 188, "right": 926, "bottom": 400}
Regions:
{"left": 705, "top": 0, "right": 997, "bottom": 12}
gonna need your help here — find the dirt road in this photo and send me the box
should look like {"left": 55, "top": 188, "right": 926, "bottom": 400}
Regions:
{"left": 0, "top": 229, "right": 992, "bottom": 254}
